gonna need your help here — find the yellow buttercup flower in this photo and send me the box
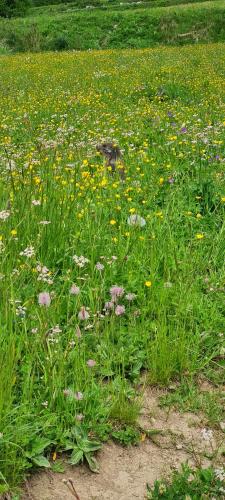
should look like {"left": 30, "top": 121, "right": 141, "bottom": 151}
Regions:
{"left": 11, "top": 229, "right": 17, "bottom": 236}
{"left": 145, "top": 281, "right": 152, "bottom": 287}
{"left": 196, "top": 233, "right": 204, "bottom": 239}
{"left": 110, "top": 219, "right": 116, "bottom": 225}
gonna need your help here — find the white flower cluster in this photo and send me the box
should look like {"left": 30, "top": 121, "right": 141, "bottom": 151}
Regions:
{"left": 20, "top": 246, "right": 35, "bottom": 258}
{"left": 0, "top": 210, "right": 10, "bottom": 221}
{"left": 72, "top": 255, "right": 89, "bottom": 267}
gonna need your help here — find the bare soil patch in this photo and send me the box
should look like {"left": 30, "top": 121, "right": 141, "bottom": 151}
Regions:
{"left": 23, "top": 387, "right": 224, "bottom": 500}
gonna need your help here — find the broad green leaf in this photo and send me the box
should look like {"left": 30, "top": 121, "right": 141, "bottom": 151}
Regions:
{"left": 85, "top": 453, "right": 100, "bottom": 473}
{"left": 69, "top": 447, "right": 84, "bottom": 465}
{"left": 30, "top": 438, "right": 52, "bottom": 457}
{"left": 32, "top": 455, "right": 51, "bottom": 468}
{"left": 64, "top": 440, "right": 75, "bottom": 451}
{"left": 71, "top": 426, "right": 83, "bottom": 440}
{"left": 81, "top": 439, "right": 102, "bottom": 453}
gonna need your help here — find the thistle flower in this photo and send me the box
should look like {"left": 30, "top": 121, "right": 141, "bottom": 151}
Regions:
{"left": 38, "top": 292, "right": 51, "bottom": 307}
{"left": 105, "top": 301, "right": 114, "bottom": 310}
{"left": 87, "top": 359, "right": 96, "bottom": 367}
{"left": 51, "top": 325, "right": 62, "bottom": 334}
{"left": 70, "top": 284, "right": 80, "bottom": 295}
{"left": 63, "top": 389, "right": 72, "bottom": 397}
{"left": 75, "top": 391, "right": 83, "bottom": 400}
{"left": 115, "top": 305, "right": 125, "bottom": 316}
{"left": 110, "top": 285, "right": 124, "bottom": 300}
{"left": 63, "top": 389, "right": 83, "bottom": 401}
{"left": 78, "top": 307, "right": 90, "bottom": 320}
{"left": 75, "top": 325, "right": 82, "bottom": 338}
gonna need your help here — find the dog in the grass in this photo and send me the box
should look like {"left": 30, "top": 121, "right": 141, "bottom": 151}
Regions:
{"left": 96, "top": 142, "right": 125, "bottom": 180}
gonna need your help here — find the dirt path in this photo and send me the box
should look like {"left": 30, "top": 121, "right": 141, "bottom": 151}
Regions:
{"left": 23, "top": 388, "right": 223, "bottom": 500}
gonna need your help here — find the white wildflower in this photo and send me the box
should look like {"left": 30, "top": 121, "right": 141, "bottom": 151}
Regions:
{"left": 127, "top": 214, "right": 146, "bottom": 227}
{"left": 0, "top": 210, "right": 10, "bottom": 221}
{"left": 20, "top": 246, "right": 35, "bottom": 258}
{"left": 72, "top": 255, "right": 89, "bottom": 268}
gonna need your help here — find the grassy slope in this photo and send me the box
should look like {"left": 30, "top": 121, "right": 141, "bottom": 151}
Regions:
{"left": 0, "top": 0, "right": 225, "bottom": 52}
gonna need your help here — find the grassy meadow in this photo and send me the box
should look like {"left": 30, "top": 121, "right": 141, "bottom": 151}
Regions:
{"left": 0, "top": 43, "right": 225, "bottom": 493}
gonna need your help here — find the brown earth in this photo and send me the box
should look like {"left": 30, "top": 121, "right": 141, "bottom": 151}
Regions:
{"left": 22, "top": 387, "right": 224, "bottom": 500}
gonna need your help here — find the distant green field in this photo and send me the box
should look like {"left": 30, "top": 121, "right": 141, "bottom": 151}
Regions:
{"left": 28, "top": 0, "right": 212, "bottom": 16}
{"left": 0, "top": 0, "right": 225, "bottom": 53}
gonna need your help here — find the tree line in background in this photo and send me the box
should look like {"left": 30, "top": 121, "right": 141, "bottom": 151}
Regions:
{"left": 0, "top": 0, "right": 113, "bottom": 18}
{"left": 0, "top": 0, "right": 31, "bottom": 17}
